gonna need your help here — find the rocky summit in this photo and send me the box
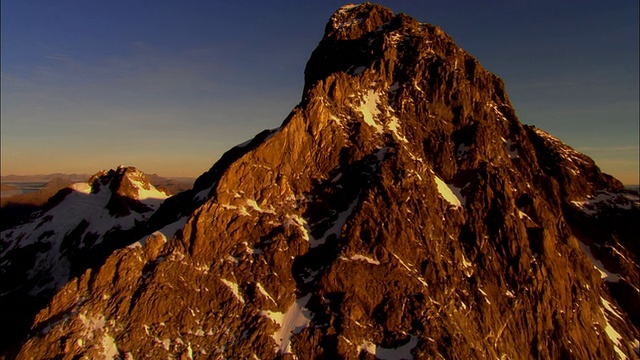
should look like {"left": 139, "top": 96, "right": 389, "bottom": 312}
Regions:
{"left": 3, "top": 3, "right": 639, "bottom": 359}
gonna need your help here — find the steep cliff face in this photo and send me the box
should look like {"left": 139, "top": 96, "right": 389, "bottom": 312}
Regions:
{"left": 9, "top": 3, "right": 639, "bottom": 359}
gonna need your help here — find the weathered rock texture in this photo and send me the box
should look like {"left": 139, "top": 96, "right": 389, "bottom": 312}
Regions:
{"left": 5, "top": 3, "right": 640, "bottom": 359}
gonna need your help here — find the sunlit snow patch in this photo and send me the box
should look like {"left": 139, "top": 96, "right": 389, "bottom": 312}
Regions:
{"left": 432, "top": 173, "right": 464, "bottom": 207}
{"left": 126, "top": 171, "right": 169, "bottom": 209}
{"left": 135, "top": 183, "right": 168, "bottom": 201}
{"left": 351, "top": 254, "right": 380, "bottom": 265}
{"left": 262, "top": 293, "right": 313, "bottom": 354}
{"left": 358, "top": 90, "right": 383, "bottom": 133}
{"left": 71, "top": 182, "right": 92, "bottom": 194}
{"left": 385, "top": 112, "right": 408, "bottom": 143}
{"left": 600, "top": 305, "right": 626, "bottom": 359}
{"left": 246, "top": 199, "right": 276, "bottom": 214}
{"left": 220, "top": 279, "right": 244, "bottom": 304}
{"left": 256, "top": 283, "right": 277, "bottom": 305}
{"left": 601, "top": 297, "right": 624, "bottom": 321}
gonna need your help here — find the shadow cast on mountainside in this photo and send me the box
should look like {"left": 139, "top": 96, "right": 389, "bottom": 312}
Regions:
{"left": 0, "top": 187, "right": 168, "bottom": 355}
{"left": 0, "top": 202, "right": 43, "bottom": 231}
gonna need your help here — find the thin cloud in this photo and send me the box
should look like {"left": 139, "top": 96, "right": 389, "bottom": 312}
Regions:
{"left": 44, "top": 53, "right": 72, "bottom": 61}
{"left": 577, "top": 145, "right": 639, "bottom": 152}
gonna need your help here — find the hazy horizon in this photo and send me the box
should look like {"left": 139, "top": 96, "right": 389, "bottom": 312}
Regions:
{"left": 2, "top": 1, "right": 638, "bottom": 183}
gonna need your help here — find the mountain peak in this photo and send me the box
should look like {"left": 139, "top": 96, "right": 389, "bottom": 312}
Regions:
{"left": 0, "top": 166, "right": 171, "bottom": 333}
{"left": 326, "top": 3, "right": 394, "bottom": 40}
{"left": 86, "top": 166, "right": 169, "bottom": 201}
{"left": 4, "top": 4, "right": 640, "bottom": 359}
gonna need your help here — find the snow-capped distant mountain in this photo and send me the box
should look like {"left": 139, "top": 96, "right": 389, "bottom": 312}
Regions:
{"left": 0, "top": 166, "right": 171, "bottom": 350}
{"left": 1, "top": 166, "right": 169, "bottom": 295}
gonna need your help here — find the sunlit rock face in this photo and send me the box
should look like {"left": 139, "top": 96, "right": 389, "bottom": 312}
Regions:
{"left": 6, "top": 3, "right": 639, "bottom": 359}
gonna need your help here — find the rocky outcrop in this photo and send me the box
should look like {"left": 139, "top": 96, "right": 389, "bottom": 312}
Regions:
{"left": 6, "top": 3, "right": 640, "bottom": 359}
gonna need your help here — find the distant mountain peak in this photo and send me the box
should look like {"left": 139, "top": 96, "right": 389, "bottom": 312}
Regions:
{"left": 0, "top": 166, "right": 170, "bottom": 338}
{"left": 83, "top": 166, "right": 170, "bottom": 205}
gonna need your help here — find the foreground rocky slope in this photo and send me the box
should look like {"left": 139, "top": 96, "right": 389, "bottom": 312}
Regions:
{"left": 7, "top": 3, "right": 640, "bottom": 359}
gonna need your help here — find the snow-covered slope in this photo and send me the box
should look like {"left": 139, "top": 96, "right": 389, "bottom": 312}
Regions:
{"left": 0, "top": 166, "right": 169, "bottom": 296}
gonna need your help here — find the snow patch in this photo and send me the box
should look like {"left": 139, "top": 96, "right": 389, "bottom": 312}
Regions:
{"left": 155, "top": 216, "right": 188, "bottom": 240}
{"left": 478, "top": 288, "right": 491, "bottom": 304}
{"left": 102, "top": 333, "right": 119, "bottom": 359}
{"left": 457, "top": 143, "right": 470, "bottom": 158}
{"left": 194, "top": 184, "right": 215, "bottom": 201}
{"left": 134, "top": 182, "right": 168, "bottom": 202}
{"left": 284, "top": 214, "right": 310, "bottom": 242}
{"left": 220, "top": 279, "right": 244, "bottom": 304}
{"left": 505, "top": 139, "right": 519, "bottom": 159}
{"left": 571, "top": 191, "right": 639, "bottom": 216}
{"left": 577, "top": 241, "right": 621, "bottom": 282}
{"left": 351, "top": 254, "right": 380, "bottom": 265}
{"left": 517, "top": 209, "right": 532, "bottom": 220}
{"left": 134, "top": 217, "right": 186, "bottom": 248}
{"left": 330, "top": 115, "right": 343, "bottom": 126}
{"left": 601, "top": 297, "right": 624, "bottom": 321}
{"left": 358, "top": 90, "right": 383, "bottom": 133}
{"left": 601, "top": 309, "right": 625, "bottom": 359}
{"left": 263, "top": 293, "right": 313, "bottom": 354}
{"left": 246, "top": 199, "right": 275, "bottom": 214}
{"left": 338, "top": 4, "right": 358, "bottom": 12}
{"left": 311, "top": 193, "right": 360, "bottom": 248}
{"left": 433, "top": 174, "right": 464, "bottom": 207}
{"left": 257, "top": 283, "right": 277, "bottom": 305}
{"left": 386, "top": 114, "right": 408, "bottom": 142}
{"left": 71, "top": 182, "right": 92, "bottom": 194}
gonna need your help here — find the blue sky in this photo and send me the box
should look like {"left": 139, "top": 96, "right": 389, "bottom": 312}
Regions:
{"left": 2, "top": 1, "right": 638, "bottom": 184}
